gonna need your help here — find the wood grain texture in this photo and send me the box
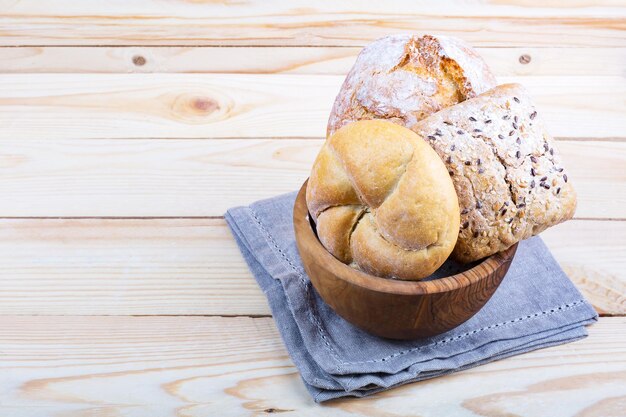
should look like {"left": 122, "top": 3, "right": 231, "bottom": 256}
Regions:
{"left": 295, "top": 181, "right": 518, "bottom": 339}
{"left": 542, "top": 221, "right": 626, "bottom": 317}
{"left": 0, "top": 218, "right": 623, "bottom": 316}
{"left": 1, "top": 74, "right": 623, "bottom": 140}
{"left": 0, "top": 0, "right": 623, "bottom": 412}
{"left": 1, "top": 46, "right": 624, "bottom": 76}
{"left": 1, "top": 0, "right": 625, "bottom": 46}
{"left": 0, "top": 218, "right": 267, "bottom": 316}
{"left": 0, "top": 315, "right": 623, "bottom": 416}
{"left": 0, "top": 138, "right": 622, "bottom": 218}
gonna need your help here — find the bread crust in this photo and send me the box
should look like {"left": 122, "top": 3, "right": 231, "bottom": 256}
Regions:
{"left": 412, "top": 84, "right": 577, "bottom": 262}
{"left": 306, "top": 120, "right": 460, "bottom": 280}
{"left": 327, "top": 34, "right": 497, "bottom": 137}
{"left": 321, "top": 36, "right": 576, "bottom": 266}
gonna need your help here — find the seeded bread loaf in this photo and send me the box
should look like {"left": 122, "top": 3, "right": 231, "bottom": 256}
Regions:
{"left": 327, "top": 34, "right": 497, "bottom": 136}
{"left": 306, "top": 120, "right": 460, "bottom": 280}
{"left": 412, "top": 84, "right": 577, "bottom": 263}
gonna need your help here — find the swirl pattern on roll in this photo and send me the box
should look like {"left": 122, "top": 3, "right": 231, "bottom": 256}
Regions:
{"left": 306, "top": 120, "right": 460, "bottom": 281}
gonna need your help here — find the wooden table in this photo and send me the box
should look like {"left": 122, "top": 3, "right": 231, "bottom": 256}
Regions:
{"left": 0, "top": 2, "right": 625, "bottom": 415}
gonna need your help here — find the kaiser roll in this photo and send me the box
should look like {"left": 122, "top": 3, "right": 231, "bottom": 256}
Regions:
{"left": 306, "top": 120, "right": 460, "bottom": 280}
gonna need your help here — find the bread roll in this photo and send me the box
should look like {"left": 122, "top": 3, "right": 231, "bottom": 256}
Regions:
{"left": 306, "top": 120, "right": 460, "bottom": 280}
{"left": 412, "top": 84, "right": 577, "bottom": 262}
{"left": 327, "top": 34, "right": 496, "bottom": 136}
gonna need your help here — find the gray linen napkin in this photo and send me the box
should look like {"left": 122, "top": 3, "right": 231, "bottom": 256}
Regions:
{"left": 225, "top": 191, "right": 598, "bottom": 402}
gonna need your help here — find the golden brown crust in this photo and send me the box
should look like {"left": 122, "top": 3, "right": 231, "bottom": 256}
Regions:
{"left": 327, "top": 34, "right": 497, "bottom": 137}
{"left": 316, "top": 205, "right": 364, "bottom": 264}
{"left": 319, "top": 35, "right": 575, "bottom": 268}
{"left": 412, "top": 84, "right": 577, "bottom": 262}
{"left": 306, "top": 120, "right": 460, "bottom": 280}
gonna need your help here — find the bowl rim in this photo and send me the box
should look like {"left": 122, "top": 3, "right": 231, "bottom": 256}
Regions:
{"left": 294, "top": 179, "right": 517, "bottom": 296}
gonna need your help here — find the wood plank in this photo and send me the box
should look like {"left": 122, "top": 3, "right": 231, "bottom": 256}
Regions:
{"left": 0, "top": 139, "right": 623, "bottom": 218}
{"left": 0, "top": 315, "right": 623, "bottom": 416}
{"left": 1, "top": 1, "right": 625, "bottom": 47}
{"left": 1, "top": 46, "right": 624, "bottom": 76}
{"left": 0, "top": 218, "right": 267, "bottom": 316}
{"left": 542, "top": 221, "right": 626, "bottom": 317}
{"left": 0, "top": 74, "right": 623, "bottom": 140}
{"left": 0, "top": 218, "right": 623, "bottom": 316}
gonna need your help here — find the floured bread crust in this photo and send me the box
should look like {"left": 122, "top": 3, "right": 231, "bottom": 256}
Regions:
{"left": 327, "top": 34, "right": 497, "bottom": 136}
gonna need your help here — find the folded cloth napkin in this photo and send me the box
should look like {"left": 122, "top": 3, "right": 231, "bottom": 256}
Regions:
{"left": 225, "top": 191, "right": 598, "bottom": 402}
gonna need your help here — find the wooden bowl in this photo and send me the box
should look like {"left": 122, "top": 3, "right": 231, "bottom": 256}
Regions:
{"left": 293, "top": 180, "right": 518, "bottom": 340}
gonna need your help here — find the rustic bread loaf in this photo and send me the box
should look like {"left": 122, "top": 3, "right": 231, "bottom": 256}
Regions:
{"left": 306, "top": 120, "right": 460, "bottom": 280}
{"left": 412, "top": 84, "right": 577, "bottom": 263}
{"left": 327, "top": 34, "right": 497, "bottom": 136}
